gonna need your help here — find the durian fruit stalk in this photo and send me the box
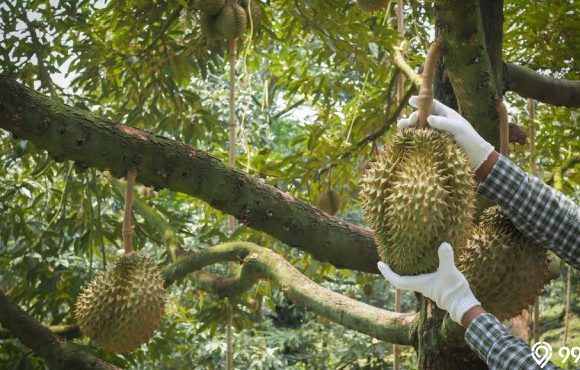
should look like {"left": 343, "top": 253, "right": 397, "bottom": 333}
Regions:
{"left": 457, "top": 206, "right": 552, "bottom": 321}
{"left": 361, "top": 129, "right": 475, "bottom": 275}
{"left": 75, "top": 169, "right": 166, "bottom": 353}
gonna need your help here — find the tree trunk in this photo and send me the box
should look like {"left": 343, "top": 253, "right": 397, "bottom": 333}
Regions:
{"left": 416, "top": 1, "right": 506, "bottom": 368}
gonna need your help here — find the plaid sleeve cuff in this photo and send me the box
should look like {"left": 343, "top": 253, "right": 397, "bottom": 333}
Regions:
{"left": 464, "top": 313, "right": 509, "bottom": 361}
{"left": 477, "top": 154, "right": 526, "bottom": 207}
{"left": 465, "top": 313, "right": 560, "bottom": 369}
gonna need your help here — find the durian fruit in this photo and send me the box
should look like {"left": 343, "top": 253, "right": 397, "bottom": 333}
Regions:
{"left": 360, "top": 129, "right": 475, "bottom": 275}
{"left": 216, "top": 3, "right": 247, "bottom": 40}
{"left": 316, "top": 188, "right": 341, "bottom": 215}
{"left": 357, "top": 0, "right": 389, "bottom": 12}
{"left": 75, "top": 252, "right": 167, "bottom": 353}
{"left": 457, "top": 206, "right": 552, "bottom": 321}
{"left": 200, "top": 13, "right": 222, "bottom": 40}
{"left": 194, "top": 0, "right": 226, "bottom": 16}
{"left": 240, "top": 0, "right": 262, "bottom": 28}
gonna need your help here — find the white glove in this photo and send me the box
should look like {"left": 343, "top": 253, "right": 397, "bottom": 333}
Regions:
{"left": 397, "top": 96, "right": 495, "bottom": 171}
{"left": 377, "top": 242, "right": 480, "bottom": 324}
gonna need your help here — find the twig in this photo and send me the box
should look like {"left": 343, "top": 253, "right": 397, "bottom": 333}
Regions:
{"left": 123, "top": 169, "right": 138, "bottom": 254}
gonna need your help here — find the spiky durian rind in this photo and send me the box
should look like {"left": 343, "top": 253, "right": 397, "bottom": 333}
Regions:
{"left": 458, "top": 207, "right": 552, "bottom": 321}
{"left": 74, "top": 252, "right": 166, "bottom": 353}
{"left": 360, "top": 129, "right": 475, "bottom": 275}
{"left": 216, "top": 3, "right": 247, "bottom": 40}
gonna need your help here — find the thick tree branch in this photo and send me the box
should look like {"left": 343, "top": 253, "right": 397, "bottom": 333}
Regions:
{"left": 505, "top": 63, "right": 580, "bottom": 108}
{"left": 162, "top": 242, "right": 416, "bottom": 345}
{"left": 0, "top": 291, "right": 118, "bottom": 370}
{"left": 0, "top": 324, "right": 81, "bottom": 340}
{"left": 392, "top": 45, "right": 422, "bottom": 88}
{"left": 434, "top": 0, "right": 501, "bottom": 149}
{"left": 0, "top": 76, "right": 380, "bottom": 273}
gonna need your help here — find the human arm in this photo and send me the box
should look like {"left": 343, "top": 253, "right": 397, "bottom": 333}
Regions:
{"left": 378, "top": 243, "right": 560, "bottom": 370}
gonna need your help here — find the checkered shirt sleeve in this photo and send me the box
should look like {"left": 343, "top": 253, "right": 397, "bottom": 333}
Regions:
{"left": 465, "top": 313, "right": 561, "bottom": 370}
{"left": 464, "top": 155, "right": 579, "bottom": 369}
{"left": 477, "top": 154, "right": 580, "bottom": 268}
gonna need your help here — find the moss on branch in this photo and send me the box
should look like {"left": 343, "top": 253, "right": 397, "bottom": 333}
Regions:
{"left": 0, "top": 76, "right": 380, "bottom": 273}
{"left": 162, "top": 242, "right": 416, "bottom": 345}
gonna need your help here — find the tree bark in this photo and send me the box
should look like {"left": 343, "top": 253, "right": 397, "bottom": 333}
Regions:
{"left": 434, "top": 0, "right": 500, "bottom": 149}
{"left": 505, "top": 63, "right": 580, "bottom": 108}
{"left": 0, "top": 291, "right": 118, "bottom": 370}
{"left": 162, "top": 241, "right": 417, "bottom": 345}
{"left": 0, "top": 76, "right": 380, "bottom": 273}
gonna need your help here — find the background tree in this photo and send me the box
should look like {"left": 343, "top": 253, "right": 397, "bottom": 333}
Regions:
{"left": 0, "top": 0, "right": 578, "bottom": 369}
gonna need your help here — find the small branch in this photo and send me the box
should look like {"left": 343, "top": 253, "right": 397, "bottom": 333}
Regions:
{"left": 0, "top": 324, "right": 81, "bottom": 340}
{"left": 392, "top": 44, "right": 422, "bottom": 88}
{"left": 0, "top": 291, "right": 118, "bottom": 370}
{"left": 505, "top": 63, "right": 580, "bottom": 108}
{"left": 138, "top": 7, "right": 182, "bottom": 56}
{"left": 340, "top": 87, "right": 416, "bottom": 159}
{"left": 162, "top": 242, "right": 416, "bottom": 345}
{"left": 272, "top": 98, "right": 306, "bottom": 119}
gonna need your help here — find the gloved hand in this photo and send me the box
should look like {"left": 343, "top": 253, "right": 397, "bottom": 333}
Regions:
{"left": 397, "top": 96, "right": 495, "bottom": 171}
{"left": 377, "top": 242, "right": 480, "bottom": 324}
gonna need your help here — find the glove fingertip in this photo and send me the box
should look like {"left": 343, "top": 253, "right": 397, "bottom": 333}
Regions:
{"left": 397, "top": 118, "right": 409, "bottom": 129}
{"left": 408, "top": 95, "right": 419, "bottom": 108}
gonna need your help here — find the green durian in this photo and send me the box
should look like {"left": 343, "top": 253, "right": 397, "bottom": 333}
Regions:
{"left": 194, "top": 0, "right": 226, "bottom": 16}
{"left": 360, "top": 129, "right": 475, "bottom": 275}
{"left": 75, "top": 252, "right": 166, "bottom": 353}
{"left": 457, "top": 206, "right": 552, "bottom": 321}
{"left": 240, "top": 0, "right": 262, "bottom": 28}
{"left": 316, "top": 188, "right": 341, "bottom": 215}
{"left": 216, "top": 3, "right": 247, "bottom": 40}
{"left": 357, "top": 0, "right": 389, "bottom": 12}
{"left": 200, "top": 13, "right": 221, "bottom": 40}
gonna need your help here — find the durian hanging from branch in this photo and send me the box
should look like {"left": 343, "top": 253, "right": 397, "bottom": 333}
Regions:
{"left": 74, "top": 169, "right": 167, "bottom": 353}
{"left": 360, "top": 40, "right": 476, "bottom": 275}
{"left": 197, "top": 0, "right": 263, "bottom": 40}
{"left": 457, "top": 206, "right": 551, "bottom": 321}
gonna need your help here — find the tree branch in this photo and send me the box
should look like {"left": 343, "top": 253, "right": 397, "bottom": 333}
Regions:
{"left": 434, "top": 0, "right": 501, "bottom": 149}
{"left": 0, "top": 291, "right": 118, "bottom": 370}
{"left": 162, "top": 242, "right": 416, "bottom": 345}
{"left": 504, "top": 63, "right": 580, "bottom": 108}
{"left": 392, "top": 45, "right": 422, "bottom": 88}
{"left": 545, "top": 156, "right": 580, "bottom": 187}
{"left": 0, "top": 76, "right": 380, "bottom": 273}
{"left": 0, "top": 324, "right": 81, "bottom": 340}
{"left": 339, "top": 86, "right": 415, "bottom": 159}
